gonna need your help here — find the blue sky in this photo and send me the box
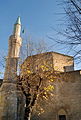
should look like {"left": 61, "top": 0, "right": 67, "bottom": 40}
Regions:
{"left": 0, "top": 0, "right": 70, "bottom": 78}
{"left": 0, "top": 0, "right": 64, "bottom": 51}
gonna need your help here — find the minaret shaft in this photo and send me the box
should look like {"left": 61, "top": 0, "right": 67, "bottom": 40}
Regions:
{"left": 13, "top": 24, "right": 21, "bottom": 36}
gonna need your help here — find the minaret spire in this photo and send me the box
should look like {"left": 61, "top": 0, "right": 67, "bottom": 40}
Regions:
{"left": 15, "top": 16, "right": 21, "bottom": 25}
{"left": 13, "top": 16, "right": 21, "bottom": 36}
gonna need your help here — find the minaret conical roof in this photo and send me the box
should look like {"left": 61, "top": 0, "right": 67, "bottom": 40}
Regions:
{"left": 15, "top": 16, "right": 21, "bottom": 25}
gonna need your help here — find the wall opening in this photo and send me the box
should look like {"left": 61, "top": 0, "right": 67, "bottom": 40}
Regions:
{"left": 58, "top": 109, "right": 67, "bottom": 120}
{"left": 59, "top": 115, "right": 66, "bottom": 120}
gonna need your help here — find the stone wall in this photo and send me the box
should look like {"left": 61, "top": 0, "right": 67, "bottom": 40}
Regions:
{"left": 52, "top": 52, "right": 74, "bottom": 72}
{"left": 21, "top": 52, "right": 74, "bottom": 76}
{"left": 31, "top": 70, "right": 81, "bottom": 120}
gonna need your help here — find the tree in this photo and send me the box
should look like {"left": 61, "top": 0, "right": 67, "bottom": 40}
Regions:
{"left": 18, "top": 50, "right": 64, "bottom": 120}
{"left": 18, "top": 60, "right": 58, "bottom": 120}
{"left": 17, "top": 34, "right": 54, "bottom": 120}
{"left": 63, "top": 0, "right": 81, "bottom": 59}
{"left": 0, "top": 51, "right": 6, "bottom": 78}
{"left": 20, "top": 34, "right": 47, "bottom": 63}
{"left": 49, "top": 0, "right": 81, "bottom": 64}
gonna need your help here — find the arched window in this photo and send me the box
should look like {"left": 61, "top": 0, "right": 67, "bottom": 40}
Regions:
{"left": 58, "top": 109, "right": 67, "bottom": 120}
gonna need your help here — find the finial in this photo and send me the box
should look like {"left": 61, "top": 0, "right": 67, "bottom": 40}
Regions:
{"left": 15, "top": 16, "right": 21, "bottom": 25}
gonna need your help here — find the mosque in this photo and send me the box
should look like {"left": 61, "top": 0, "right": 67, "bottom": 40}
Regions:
{"left": 0, "top": 17, "right": 81, "bottom": 120}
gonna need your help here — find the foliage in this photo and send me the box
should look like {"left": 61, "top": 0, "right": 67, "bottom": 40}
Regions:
{"left": 18, "top": 54, "right": 60, "bottom": 120}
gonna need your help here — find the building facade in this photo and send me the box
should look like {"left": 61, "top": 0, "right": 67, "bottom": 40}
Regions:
{"left": 21, "top": 52, "right": 81, "bottom": 120}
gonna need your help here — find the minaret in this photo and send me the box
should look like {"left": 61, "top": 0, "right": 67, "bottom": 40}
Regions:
{"left": 3, "top": 16, "right": 22, "bottom": 83}
{"left": 0, "top": 17, "right": 23, "bottom": 120}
